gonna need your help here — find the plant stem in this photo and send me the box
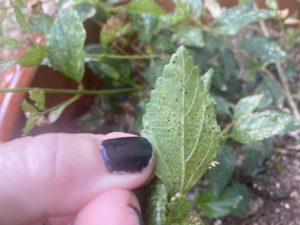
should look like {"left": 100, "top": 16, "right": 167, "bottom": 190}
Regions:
{"left": 44, "top": 94, "right": 81, "bottom": 113}
{"left": 85, "top": 53, "right": 158, "bottom": 62}
{"left": 0, "top": 87, "right": 140, "bottom": 95}
{"left": 221, "top": 120, "right": 235, "bottom": 139}
{"left": 254, "top": 3, "right": 300, "bottom": 121}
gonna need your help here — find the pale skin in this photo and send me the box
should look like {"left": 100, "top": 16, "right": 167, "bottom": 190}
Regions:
{"left": 0, "top": 132, "right": 155, "bottom": 225}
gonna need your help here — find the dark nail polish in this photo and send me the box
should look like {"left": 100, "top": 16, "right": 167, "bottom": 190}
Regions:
{"left": 100, "top": 137, "right": 153, "bottom": 173}
{"left": 129, "top": 205, "right": 143, "bottom": 225}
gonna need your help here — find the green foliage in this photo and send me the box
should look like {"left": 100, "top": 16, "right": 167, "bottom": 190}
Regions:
{"left": 47, "top": 8, "right": 86, "bottom": 83}
{"left": 2, "top": 0, "right": 299, "bottom": 222}
{"left": 22, "top": 88, "right": 46, "bottom": 135}
{"left": 231, "top": 111, "right": 293, "bottom": 143}
{"left": 244, "top": 138, "right": 273, "bottom": 176}
{"left": 240, "top": 36, "right": 287, "bottom": 63}
{"left": 214, "top": 3, "right": 276, "bottom": 35}
{"left": 126, "top": 0, "right": 166, "bottom": 15}
{"left": 234, "top": 94, "right": 263, "bottom": 118}
{"left": 172, "top": 26, "right": 204, "bottom": 48}
{"left": 142, "top": 46, "right": 220, "bottom": 196}
{"left": 0, "top": 36, "right": 21, "bottom": 47}
{"left": 11, "top": 0, "right": 33, "bottom": 32}
{"left": 197, "top": 185, "right": 242, "bottom": 218}
{"left": 255, "top": 75, "right": 284, "bottom": 108}
{"left": 29, "top": 14, "right": 54, "bottom": 36}
{"left": 17, "top": 45, "right": 48, "bottom": 66}
{"left": 209, "top": 145, "right": 236, "bottom": 195}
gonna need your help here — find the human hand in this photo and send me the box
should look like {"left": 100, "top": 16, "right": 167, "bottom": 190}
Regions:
{"left": 0, "top": 132, "right": 154, "bottom": 225}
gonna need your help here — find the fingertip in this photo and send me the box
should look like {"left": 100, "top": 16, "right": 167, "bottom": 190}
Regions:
{"left": 73, "top": 190, "right": 142, "bottom": 225}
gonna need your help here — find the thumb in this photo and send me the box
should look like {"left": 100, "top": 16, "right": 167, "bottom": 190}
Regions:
{"left": 0, "top": 132, "right": 154, "bottom": 225}
{"left": 73, "top": 190, "right": 142, "bottom": 225}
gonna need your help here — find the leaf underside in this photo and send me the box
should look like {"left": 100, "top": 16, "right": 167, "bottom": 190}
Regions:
{"left": 142, "top": 46, "right": 220, "bottom": 195}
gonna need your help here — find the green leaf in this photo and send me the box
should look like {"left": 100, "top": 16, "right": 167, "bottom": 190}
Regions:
{"left": 17, "top": 45, "right": 48, "bottom": 66}
{"left": 166, "top": 193, "right": 192, "bottom": 224}
{"left": 127, "top": 0, "right": 166, "bottom": 15}
{"left": 0, "top": 60, "right": 16, "bottom": 71}
{"left": 142, "top": 46, "right": 221, "bottom": 195}
{"left": 29, "top": 88, "right": 45, "bottom": 110}
{"left": 142, "top": 59, "right": 167, "bottom": 87}
{"left": 21, "top": 89, "right": 45, "bottom": 135}
{"left": 13, "top": 0, "right": 25, "bottom": 8}
{"left": 244, "top": 138, "right": 272, "bottom": 176}
{"left": 131, "top": 13, "right": 163, "bottom": 42}
{"left": 214, "top": 3, "right": 276, "bottom": 35}
{"left": 255, "top": 75, "right": 284, "bottom": 108}
{"left": 29, "top": 14, "right": 54, "bottom": 36}
{"left": 144, "top": 180, "right": 168, "bottom": 225}
{"left": 47, "top": 8, "right": 86, "bottom": 83}
{"left": 209, "top": 145, "right": 236, "bottom": 195}
{"left": 229, "top": 182, "right": 250, "bottom": 218}
{"left": 12, "top": 3, "right": 33, "bottom": 32}
{"left": 173, "top": 0, "right": 203, "bottom": 18}
{"left": 172, "top": 26, "right": 204, "bottom": 48}
{"left": 74, "top": 3, "right": 96, "bottom": 22}
{"left": 197, "top": 186, "right": 243, "bottom": 218}
{"left": 231, "top": 111, "right": 293, "bottom": 143}
{"left": 234, "top": 94, "right": 263, "bottom": 118}
{"left": 239, "top": 36, "right": 287, "bottom": 63}
{"left": 22, "top": 115, "right": 40, "bottom": 135}
{"left": 100, "top": 17, "right": 129, "bottom": 49}
{"left": 0, "top": 36, "right": 22, "bottom": 47}
{"left": 212, "top": 95, "right": 231, "bottom": 117}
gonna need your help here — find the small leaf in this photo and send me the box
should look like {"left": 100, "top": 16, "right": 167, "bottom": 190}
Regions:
{"left": 166, "top": 193, "right": 192, "bottom": 224}
{"left": 144, "top": 180, "right": 168, "bottom": 225}
{"left": 196, "top": 186, "right": 243, "bottom": 218}
{"left": 29, "top": 14, "right": 54, "bottom": 36}
{"left": 234, "top": 94, "right": 263, "bottom": 118}
{"left": 173, "top": 0, "right": 203, "bottom": 18}
{"left": 255, "top": 75, "right": 284, "bottom": 108}
{"left": 47, "top": 8, "right": 86, "bottom": 83}
{"left": 17, "top": 45, "right": 48, "bottom": 66}
{"left": 74, "top": 3, "right": 96, "bottom": 22}
{"left": 100, "top": 17, "right": 129, "bottom": 49}
{"left": 29, "top": 88, "right": 45, "bottom": 110}
{"left": 229, "top": 182, "right": 250, "bottom": 218}
{"left": 12, "top": 3, "right": 33, "bottom": 32}
{"left": 239, "top": 36, "right": 287, "bottom": 63}
{"left": 127, "top": 0, "right": 166, "bottom": 15}
{"left": 213, "top": 95, "right": 231, "bottom": 117}
{"left": 131, "top": 13, "right": 163, "bottom": 42}
{"left": 0, "top": 36, "right": 22, "bottom": 47}
{"left": 244, "top": 138, "right": 272, "bottom": 176}
{"left": 142, "top": 46, "right": 220, "bottom": 195}
{"left": 214, "top": 3, "right": 276, "bottom": 35}
{"left": 142, "top": 59, "right": 167, "bottom": 87}
{"left": 209, "top": 145, "right": 236, "bottom": 195}
{"left": 22, "top": 115, "right": 40, "bottom": 135}
{"left": 172, "top": 0, "right": 203, "bottom": 21}
{"left": 172, "top": 26, "right": 204, "bottom": 48}
{"left": 231, "top": 111, "right": 293, "bottom": 143}
{"left": 48, "top": 104, "right": 67, "bottom": 123}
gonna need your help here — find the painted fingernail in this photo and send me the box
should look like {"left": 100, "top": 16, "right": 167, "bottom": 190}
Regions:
{"left": 129, "top": 205, "right": 143, "bottom": 225}
{"left": 100, "top": 137, "right": 153, "bottom": 173}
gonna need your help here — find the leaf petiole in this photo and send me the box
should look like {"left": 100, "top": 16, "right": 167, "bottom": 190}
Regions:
{"left": 0, "top": 87, "right": 141, "bottom": 95}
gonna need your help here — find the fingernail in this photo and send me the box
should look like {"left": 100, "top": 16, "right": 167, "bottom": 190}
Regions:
{"left": 100, "top": 137, "right": 153, "bottom": 173}
{"left": 129, "top": 205, "right": 143, "bottom": 225}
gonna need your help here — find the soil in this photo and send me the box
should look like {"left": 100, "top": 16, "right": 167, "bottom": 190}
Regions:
{"left": 212, "top": 137, "right": 300, "bottom": 225}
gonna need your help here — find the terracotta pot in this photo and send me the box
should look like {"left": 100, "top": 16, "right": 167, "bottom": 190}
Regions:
{"left": 0, "top": 21, "right": 101, "bottom": 142}
{"left": 0, "top": 62, "right": 38, "bottom": 142}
